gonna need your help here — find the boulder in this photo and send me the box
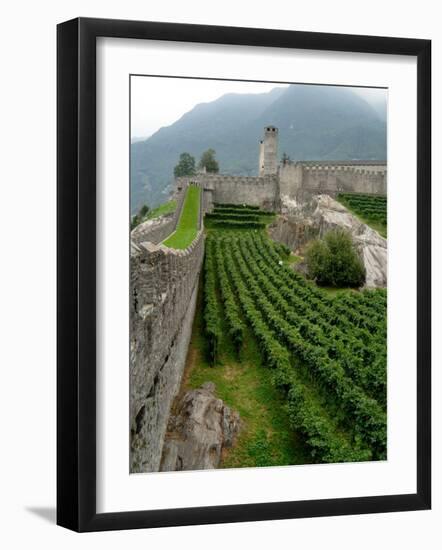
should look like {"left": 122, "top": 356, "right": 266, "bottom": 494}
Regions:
{"left": 160, "top": 382, "right": 241, "bottom": 471}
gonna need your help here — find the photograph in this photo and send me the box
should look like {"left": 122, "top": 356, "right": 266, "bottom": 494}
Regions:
{"left": 129, "top": 76, "right": 388, "bottom": 474}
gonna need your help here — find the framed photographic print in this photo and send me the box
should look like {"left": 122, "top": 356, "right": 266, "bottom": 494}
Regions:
{"left": 57, "top": 17, "right": 431, "bottom": 532}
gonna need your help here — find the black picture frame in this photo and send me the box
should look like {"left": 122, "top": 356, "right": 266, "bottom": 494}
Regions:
{"left": 57, "top": 17, "right": 431, "bottom": 532}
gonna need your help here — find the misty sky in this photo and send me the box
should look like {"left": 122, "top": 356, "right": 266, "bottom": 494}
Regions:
{"left": 130, "top": 76, "right": 387, "bottom": 140}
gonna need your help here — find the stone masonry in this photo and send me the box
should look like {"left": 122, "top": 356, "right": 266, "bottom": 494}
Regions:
{"left": 130, "top": 182, "right": 205, "bottom": 472}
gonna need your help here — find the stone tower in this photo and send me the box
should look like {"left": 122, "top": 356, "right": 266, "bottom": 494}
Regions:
{"left": 259, "top": 126, "right": 279, "bottom": 176}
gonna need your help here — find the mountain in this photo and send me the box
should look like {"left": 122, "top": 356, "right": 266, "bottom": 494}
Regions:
{"left": 131, "top": 84, "right": 386, "bottom": 214}
{"left": 131, "top": 136, "right": 149, "bottom": 143}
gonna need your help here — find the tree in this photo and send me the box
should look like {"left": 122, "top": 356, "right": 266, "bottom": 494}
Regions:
{"left": 174, "top": 152, "right": 196, "bottom": 178}
{"left": 306, "top": 228, "right": 366, "bottom": 287}
{"left": 131, "top": 215, "right": 140, "bottom": 230}
{"left": 138, "top": 204, "right": 150, "bottom": 218}
{"left": 199, "top": 148, "right": 219, "bottom": 173}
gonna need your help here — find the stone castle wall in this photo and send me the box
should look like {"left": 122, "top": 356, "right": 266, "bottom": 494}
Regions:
{"left": 130, "top": 185, "right": 205, "bottom": 473}
{"left": 279, "top": 161, "right": 387, "bottom": 201}
{"left": 212, "top": 174, "right": 279, "bottom": 211}
{"left": 176, "top": 173, "right": 279, "bottom": 211}
{"left": 176, "top": 161, "right": 385, "bottom": 215}
{"left": 130, "top": 232, "right": 204, "bottom": 472}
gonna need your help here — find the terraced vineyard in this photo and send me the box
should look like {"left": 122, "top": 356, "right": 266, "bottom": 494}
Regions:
{"left": 200, "top": 204, "right": 387, "bottom": 465}
{"left": 337, "top": 192, "right": 387, "bottom": 237}
{"left": 204, "top": 203, "right": 275, "bottom": 230}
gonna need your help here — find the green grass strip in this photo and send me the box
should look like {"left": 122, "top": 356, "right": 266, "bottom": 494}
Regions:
{"left": 163, "top": 185, "right": 201, "bottom": 249}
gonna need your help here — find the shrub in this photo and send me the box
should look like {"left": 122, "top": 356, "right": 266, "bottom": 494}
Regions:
{"left": 138, "top": 204, "right": 150, "bottom": 218}
{"left": 306, "top": 229, "right": 366, "bottom": 288}
{"left": 131, "top": 215, "right": 140, "bottom": 230}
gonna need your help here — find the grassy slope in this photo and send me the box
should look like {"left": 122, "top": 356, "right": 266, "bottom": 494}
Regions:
{"left": 163, "top": 185, "right": 201, "bottom": 249}
{"left": 147, "top": 199, "right": 177, "bottom": 220}
{"left": 182, "top": 282, "right": 311, "bottom": 469}
{"left": 131, "top": 199, "right": 177, "bottom": 230}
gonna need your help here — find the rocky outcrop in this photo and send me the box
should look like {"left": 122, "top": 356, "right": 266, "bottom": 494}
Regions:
{"left": 270, "top": 194, "right": 387, "bottom": 288}
{"left": 131, "top": 213, "right": 175, "bottom": 246}
{"left": 160, "top": 382, "right": 241, "bottom": 471}
{"left": 269, "top": 195, "right": 320, "bottom": 251}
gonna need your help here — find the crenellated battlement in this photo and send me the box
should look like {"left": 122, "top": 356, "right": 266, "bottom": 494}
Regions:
{"left": 299, "top": 161, "right": 386, "bottom": 177}
{"left": 279, "top": 158, "right": 387, "bottom": 200}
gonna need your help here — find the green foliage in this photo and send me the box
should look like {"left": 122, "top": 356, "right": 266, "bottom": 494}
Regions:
{"left": 200, "top": 226, "right": 387, "bottom": 464}
{"left": 273, "top": 241, "right": 291, "bottom": 259}
{"left": 246, "top": 430, "right": 274, "bottom": 467}
{"left": 228, "top": 234, "right": 385, "bottom": 458}
{"left": 163, "top": 185, "right": 200, "bottom": 249}
{"left": 206, "top": 219, "right": 266, "bottom": 230}
{"left": 203, "top": 239, "right": 222, "bottom": 365}
{"left": 204, "top": 203, "right": 274, "bottom": 230}
{"left": 213, "top": 239, "right": 244, "bottom": 356}
{"left": 186, "top": 291, "right": 309, "bottom": 469}
{"left": 199, "top": 148, "right": 219, "bottom": 173}
{"left": 147, "top": 199, "right": 177, "bottom": 220}
{"left": 130, "top": 203, "right": 150, "bottom": 230}
{"left": 138, "top": 204, "right": 149, "bottom": 218}
{"left": 173, "top": 152, "right": 196, "bottom": 178}
{"left": 131, "top": 200, "right": 178, "bottom": 231}
{"left": 130, "top": 215, "right": 140, "bottom": 230}
{"left": 218, "top": 235, "right": 375, "bottom": 462}
{"left": 306, "top": 229, "right": 366, "bottom": 288}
